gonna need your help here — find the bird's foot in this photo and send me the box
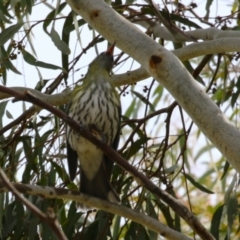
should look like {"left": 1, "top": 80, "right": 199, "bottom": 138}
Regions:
{"left": 88, "top": 124, "right": 108, "bottom": 144}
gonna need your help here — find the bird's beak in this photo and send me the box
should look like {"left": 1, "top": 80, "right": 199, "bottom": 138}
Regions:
{"left": 105, "top": 42, "right": 116, "bottom": 56}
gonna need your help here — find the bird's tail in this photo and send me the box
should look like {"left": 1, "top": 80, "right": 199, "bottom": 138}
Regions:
{"left": 79, "top": 162, "right": 120, "bottom": 208}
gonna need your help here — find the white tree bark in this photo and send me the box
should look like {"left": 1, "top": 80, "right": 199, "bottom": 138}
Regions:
{"left": 133, "top": 13, "right": 240, "bottom": 41}
{"left": 152, "top": 26, "right": 240, "bottom": 41}
{"left": 66, "top": 0, "right": 240, "bottom": 172}
{"left": 0, "top": 178, "right": 193, "bottom": 240}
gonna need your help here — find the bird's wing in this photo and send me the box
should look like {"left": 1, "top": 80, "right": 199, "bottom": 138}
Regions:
{"left": 104, "top": 104, "right": 122, "bottom": 181}
{"left": 66, "top": 100, "right": 79, "bottom": 181}
{"left": 67, "top": 141, "right": 78, "bottom": 181}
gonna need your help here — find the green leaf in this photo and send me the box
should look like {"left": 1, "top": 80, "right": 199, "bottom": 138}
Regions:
{"left": 227, "top": 195, "right": 238, "bottom": 229}
{"left": 50, "top": 161, "right": 68, "bottom": 182}
{"left": 5, "top": 109, "right": 13, "bottom": 119}
{"left": 0, "top": 101, "right": 8, "bottom": 129}
{"left": 0, "top": 9, "right": 12, "bottom": 23}
{"left": 63, "top": 202, "right": 83, "bottom": 238}
{"left": 124, "top": 98, "right": 136, "bottom": 118}
{"left": 210, "top": 204, "right": 224, "bottom": 240}
{"left": 41, "top": 222, "right": 58, "bottom": 240}
{"left": 22, "top": 137, "right": 35, "bottom": 164}
{"left": 125, "top": 221, "right": 150, "bottom": 240}
{"left": 3, "top": 202, "right": 16, "bottom": 237}
{"left": 0, "top": 1, "right": 13, "bottom": 20}
{"left": 0, "top": 21, "right": 23, "bottom": 46}
{"left": 122, "top": 137, "right": 150, "bottom": 159}
{"left": 170, "top": 13, "right": 201, "bottom": 29}
{"left": 132, "top": 90, "right": 155, "bottom": 113}
{"left": 14, "top": 201, "right": 24, "bottom": 239}
{"left": 194, "top": 144, "right": 215, "bottom": 162}
{"left": 28, "top": 218, "right": 39, "bottom": 240}
{"left": 154, "top": 200, "right": 175, "bottom": 228}
{"left": 61, "top": 12, "right": 73, "bottom": 80}
{"left": 121, "top": 116, "right": 145, "bottom": 139}
{"left": 0, "top": 46, "right": 22, "bottom": 74}
{"left": 50, "top": 28, "right": 71, "bottom": 55}
{"left": 185, "top": 173, "right": 214, "bottom": 194}
{"left": 24, "top": 0, "right": 33, "bottom": 15}
{"left": 145, "top": 198, "right": 158, "bottom": 240}
{"left": 0, "top": 193, "right": 4, "bottom": 232}
{"left": 113, "top": 215, "right": 121, "bottom": 240}
{"left": 220, "top": 160, "right": 230, "bottom": 180}
{"left": 205, "top": 0, "right": 214, "bottom": 20}
{"left": 43, "top": 2, "right": 67, "bottom": 34}
{"left": 152, "top": 84, "right": 163, "bottom": 107}
{"left": 22, "top": 49, "right": 63, "bottom": 71}
{"left": 63, "top": 18, "right": 86, "bottom": 34}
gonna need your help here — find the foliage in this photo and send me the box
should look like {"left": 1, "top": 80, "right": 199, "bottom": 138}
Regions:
{"left": 0, "top": 0, "right": 240, "bottom": 239}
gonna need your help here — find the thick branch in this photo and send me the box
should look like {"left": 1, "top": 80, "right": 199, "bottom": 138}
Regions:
{"left": 151, "top": 26, "right": 240, "bottom": 42}
{"left": 66, "top": 0, "right": 240, "bottom": 175}
{"left": 0, "top": 87, "right": 71, "bottom": 106}
{"left": 135, "top": 16, "right": 240, "bottom": 42}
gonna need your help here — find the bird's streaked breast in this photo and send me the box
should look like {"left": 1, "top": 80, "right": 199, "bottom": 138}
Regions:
{"left": 67, "top": 81, "right": 120, "bottom": 175}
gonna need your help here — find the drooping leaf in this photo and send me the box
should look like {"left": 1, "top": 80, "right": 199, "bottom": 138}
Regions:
{"left": 0, "top": 21, "right": 23, "bottom": 46}
{"left": 61, "top": 12, "right": 73, "bottom": 80}
{"left": 122, "top": 137, "right": 150, "bottom": 160}
{"left": 227, "top": 195, "right": 238, "bottom": 230}
{"left": 43, "top": 2, "right": 67, "bottom": 34}
{"left": 50, "top": 28, "right": 71, "bottom": 55}
{"left": 220, "top": 160, "right": 230, "bottom": 180}
{"left": 24, "top": 0, "right": 34, "bottom": 15}
{"left": 22, "top": 49, "right": 64, "bottom": 71}
{"left": 0, "top": 46, "right": 22, "bottom": 74}
{"left": 5, "top": 109, "right": 13, "bottom": 119}
{"left": 205, "top": 0, "right": 214, "bottom": 20}
{"left": 132, "top": 90, "right": 155, "bottom": 113}
{"left": 185, "top": 173, "right": 214, "bottom": 194}
{"left": 28, "top": 218, "right": 39, "bottom": 240}
{"left": 0, "top": 0, "right": 13, "bottom": 20}
{"left": 63, "top": 18, "right": 86, "bottom": 34}
{"left": 210, "top": 204, "right": 224, "bottom": 239}
{"left": 0, "top": 101, "right": 8, "bottom": 129}
{"left": 125, "top": 221, "right": 150, "bottom": 240}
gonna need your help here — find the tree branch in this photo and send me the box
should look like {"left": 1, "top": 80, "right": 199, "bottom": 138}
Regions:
{"left": 65, "top": 0, "right": 240, "bottom": 175}
{"left": 150, "top": 26, "right": 240, "bottom": 41}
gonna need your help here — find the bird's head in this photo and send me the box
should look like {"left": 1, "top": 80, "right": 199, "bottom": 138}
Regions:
{"left": 88, "top": 42, "right": 115, "bottom": 74}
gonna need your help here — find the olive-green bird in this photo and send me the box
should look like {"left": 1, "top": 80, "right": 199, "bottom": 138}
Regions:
{"left": 66, "top": 43, "right": 121, "bottom": 205}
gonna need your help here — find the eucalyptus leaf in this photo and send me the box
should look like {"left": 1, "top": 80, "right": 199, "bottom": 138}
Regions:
{"left": 50, "top": 28, "right": 71, "bottom": 55}
{"left": 22, "top": 49, "right": 64, "bottom": 71}
{"left": 185, "top": 173, "right": 214, "bottom": 194}
{"left": 0, "top": 21, "right": 23, "bottom": 46}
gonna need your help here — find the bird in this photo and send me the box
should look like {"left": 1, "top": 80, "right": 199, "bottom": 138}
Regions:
{"left": 66, "top": 43, "right": 121, "bottom": 206}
